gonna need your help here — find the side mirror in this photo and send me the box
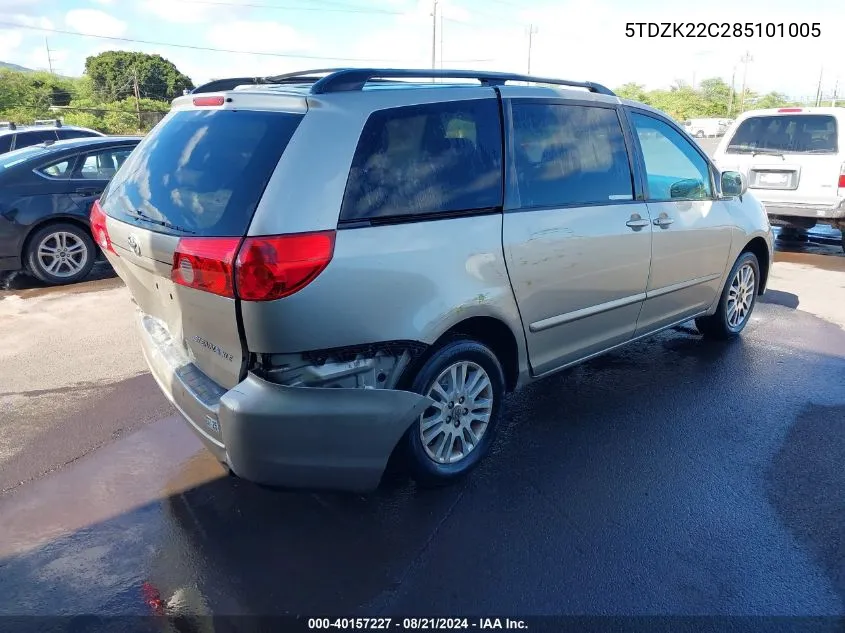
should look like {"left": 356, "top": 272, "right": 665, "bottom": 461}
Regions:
{"left": 721, "top": 170, "right": 747, "bottom": 197}
{"left": 669, "top": 178, "right": 705, "bottom": 199}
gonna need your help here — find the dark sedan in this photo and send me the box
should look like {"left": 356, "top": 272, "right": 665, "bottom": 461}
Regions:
{"left": 0, "top": 136, "right": 141, "bottom": 285}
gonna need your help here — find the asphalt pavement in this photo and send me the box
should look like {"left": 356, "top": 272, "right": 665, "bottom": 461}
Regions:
{"left": 0, "top": 136, "right": 843, "bottom": 621}
{"left": 0, "top": 243, "right": 843, "bottom": 619}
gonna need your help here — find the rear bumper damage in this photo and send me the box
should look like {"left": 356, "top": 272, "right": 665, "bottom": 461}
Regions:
{"left": 137, "top": 312, "right": 432, "bottom": 492}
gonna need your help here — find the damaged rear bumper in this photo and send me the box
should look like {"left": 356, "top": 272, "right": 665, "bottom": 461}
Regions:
{"left": 137, "top": 312, "right": 432, "bottom": 492}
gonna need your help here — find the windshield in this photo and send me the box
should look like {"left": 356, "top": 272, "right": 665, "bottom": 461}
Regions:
{"left": 726, "top": 114, "right": 838, "bottom": 154}
{"left": 0, "top": 144, "right": 54, "bottom": 171}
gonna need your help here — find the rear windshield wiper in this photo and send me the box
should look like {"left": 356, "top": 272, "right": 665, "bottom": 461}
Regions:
{"left": 751, "top": 149, "right": 785, "bottom": 158}
{"left": 127, "top": 210, "right": 196, "bottom": 234}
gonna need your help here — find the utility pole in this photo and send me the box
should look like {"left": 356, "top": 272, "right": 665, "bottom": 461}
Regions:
{"left": 728, "top": 65, "right": 737, "bottom": 116}
{"left": 439, "top": 8, "right": 444, "bottom": 70}
{"left": 45, "top": 37, "right": 55, "bottom": 74}
{"left": 526, "top": 24, "right": 539, "bottom": 75}
{"left": 739, "top": 51, "right": 753, "bottom": 113}
{"left": 832, "top": 77, "right": 839, "bottom": 107}
{"left": 132, "top": 67, "right": 142, "bottom": 131}
{"left": 431, "top": 0, "right": 438, "bottom": 71}
{"left": 814, "top": 67, "right": 824, "bottom": 106}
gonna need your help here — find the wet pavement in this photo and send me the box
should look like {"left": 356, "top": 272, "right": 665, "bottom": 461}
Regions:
{"left": 0, "top": 242, "right": 843, "bottom": 618}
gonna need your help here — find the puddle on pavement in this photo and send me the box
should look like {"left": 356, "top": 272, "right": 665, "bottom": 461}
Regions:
{"left": 0, "top": 416, "right": 225, "bottom": 559}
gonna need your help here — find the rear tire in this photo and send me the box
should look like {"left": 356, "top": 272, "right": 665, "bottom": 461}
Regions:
{"left": 696, "top": 252, "right": 760, "bottom": 340}
{"left": 26, "top": 223, "right": 96, "bottom": 286}
{"left": 399, "top": 339, "right": 505, "bottom": 488}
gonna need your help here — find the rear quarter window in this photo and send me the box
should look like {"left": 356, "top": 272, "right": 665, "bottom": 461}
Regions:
{"left": 100, "top": 109, "right": 303, "bottom": 236}
{"left": 340, "top": 98, "right": 503, "bottom": 221}
{"left": 727, "top": 114, "right": 839, "bottom": 154}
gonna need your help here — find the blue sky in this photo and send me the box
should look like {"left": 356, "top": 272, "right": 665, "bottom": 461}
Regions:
{"left": 1, "top": 0, "right": 843, "bottom": 99}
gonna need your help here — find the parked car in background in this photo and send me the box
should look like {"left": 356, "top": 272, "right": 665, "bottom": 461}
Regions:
{"left": 0, "top": 136, "right": 141, "bottom": 284}
{"left": 96, "top": 68, "right": 773, "bottom": 493}
{"left": 713, "top": 107, "right": 845, "bottom": 251}
{"left": 683, "top": 118, "right": 729, "bottom": 138}
{"left": 0, "top": 119, "right": 105, "bottom": 155}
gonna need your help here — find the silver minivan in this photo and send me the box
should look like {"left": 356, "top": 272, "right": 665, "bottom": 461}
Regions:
{"left": 713, "top": 107, "right": 845, "bottom": 251}
{"left": 94, "top": 69, "right": 774, "bottom": 492}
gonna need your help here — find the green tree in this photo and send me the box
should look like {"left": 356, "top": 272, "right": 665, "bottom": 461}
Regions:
{"left": 84, "top": 51, "right": 194, "bottom": 102}
{"left": 616, "top": 82, "right": 649, "bottom": 103}
{"left": 753, "top": 91, "right": 789, "bottom": 109}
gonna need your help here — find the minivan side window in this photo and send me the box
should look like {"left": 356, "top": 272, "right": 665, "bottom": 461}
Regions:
{"left": 630, "top": 112, "right": 713, "bottom": 201}
{"left": 510, "top": 103, "right": 633, "bottom": 208}
{"left": 340, "top": 99, "right": 503, "bottom": 221}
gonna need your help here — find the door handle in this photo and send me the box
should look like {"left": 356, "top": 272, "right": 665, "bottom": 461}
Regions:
{"left": 653, "top": 215, "right": 674, "bottom": 228}
{"left": 626, "top": 214, "right": 650, "bottom": 230}
{"left": 76, "top": 187, "right": 102, "bottom": 196}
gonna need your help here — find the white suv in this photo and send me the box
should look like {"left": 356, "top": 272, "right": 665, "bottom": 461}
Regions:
{"left": 713, "top": 107, "right": 845, "bottom": 251}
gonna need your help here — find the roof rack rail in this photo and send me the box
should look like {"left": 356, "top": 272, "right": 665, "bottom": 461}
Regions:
{"left": 34, "top": 118, "right": 61, "bottom": 127}
{"left": 191, "top": 69, "right": 349, "bottom": 94}
{"left": 191, "top": 68, "right": 616, "bottom": 97}
{"left": 309, "top": 69, "right": 616, "bottom": 96}
{"left": 0, "top": 121, "right": 17, "bottom": 130}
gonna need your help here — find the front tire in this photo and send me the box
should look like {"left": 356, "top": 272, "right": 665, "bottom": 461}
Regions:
{"left": 26, "top": 223, "right": 96, "bottom": 285}
{"left": 696, "top": 251, "right": 760, "bottom": 340}
{"left": 399, "top": 339, "right": 505, "bottom": 487}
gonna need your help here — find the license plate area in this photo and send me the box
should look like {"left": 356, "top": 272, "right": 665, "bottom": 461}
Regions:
{"left": 749, "top": 169, "right": 799, "bottom": 190}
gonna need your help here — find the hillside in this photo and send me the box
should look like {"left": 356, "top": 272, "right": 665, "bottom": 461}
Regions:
{"left": 0, "top": 61, "right": 32, "bottom": 72}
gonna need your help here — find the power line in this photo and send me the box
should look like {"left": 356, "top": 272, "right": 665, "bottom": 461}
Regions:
{"left": 0, "top": 21, "right": 491, "bottom": 63}
{"left": 0, "top": 21, "right": 489, "bottom": 62}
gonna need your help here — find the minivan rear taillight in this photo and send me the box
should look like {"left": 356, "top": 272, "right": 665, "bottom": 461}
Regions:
{"left": 171, "top": 237, "right": 240, "bottom": 298}
{"left": 839, "top": 164, "right": 845, "bottom": 190}
{"left": 171, "top": 231, "right": 335, "bottom": 301}
{"left": 236, "top": 231, "right": 335, "bottom": 301}
{"left": 90, "top": 199, "right": 116, "bottom": 255}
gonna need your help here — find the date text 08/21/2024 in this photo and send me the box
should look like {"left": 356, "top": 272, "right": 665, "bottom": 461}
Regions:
{"left": 624, "top": 22, "right": 821, "bottom": 38}
{"left": 307, "top": 619, "right": 528, "bottom": 630}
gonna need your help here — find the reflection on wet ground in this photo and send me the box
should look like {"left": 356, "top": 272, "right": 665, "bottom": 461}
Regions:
{"left": 0, "top": 298, "right": 843, "bottom": 617}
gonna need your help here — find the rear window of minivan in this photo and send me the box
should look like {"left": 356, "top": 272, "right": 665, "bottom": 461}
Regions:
{"left": 101, "top": 109, "right": 303, "bottom": 236}
{"left": 726, "top": 114, "right": 839, "bottom": 154}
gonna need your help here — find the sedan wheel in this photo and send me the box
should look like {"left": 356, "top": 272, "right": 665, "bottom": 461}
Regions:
{"left": 26, "top": 223, "right": 96, "bottom": 285}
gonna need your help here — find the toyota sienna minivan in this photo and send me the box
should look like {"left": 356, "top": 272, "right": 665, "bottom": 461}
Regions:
{"left": 94, "top": 68, "right": 773, "bottom": 492}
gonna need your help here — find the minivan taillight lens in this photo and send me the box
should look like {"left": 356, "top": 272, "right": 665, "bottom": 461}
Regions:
{"left": 839, "top": 164, "right": 845, "bottom": 189}
{"left": 89, "top": 199, "right": 116, "bottom": 254}
{"left": 235, "top": 231, "right": 335, "bottom": 301}
{"left": 171, "top": 237, "right": 240, "bottom": 298}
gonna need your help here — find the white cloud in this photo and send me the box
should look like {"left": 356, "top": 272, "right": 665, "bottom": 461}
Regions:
{"left": 91, "top": 0, "right": 114, "bottom": 4}
{"left": 143, "top": 0, "right": 251, "bottom": 25}
{"left": 206, "top": 21, "right": 314, "bottom": 55}
{"left": 65, "top": 9, "right": 128, "bottom": 37}
{"left": 0, "top": 29, "right": 24, "bottom": 61}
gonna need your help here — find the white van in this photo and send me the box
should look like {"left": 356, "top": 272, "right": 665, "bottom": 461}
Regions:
{"left": 684, "top": 118, "right": 728, "bottom": 138}
{"left": 712, "top": 107, "right": 845, "bottom": 251}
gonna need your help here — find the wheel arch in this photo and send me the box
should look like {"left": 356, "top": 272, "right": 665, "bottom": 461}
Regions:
{"left": 741, "top": 236, "right": 771, "bottom": 294}
{"left": 409, "top": 315, "right": 526, "bottom": 393}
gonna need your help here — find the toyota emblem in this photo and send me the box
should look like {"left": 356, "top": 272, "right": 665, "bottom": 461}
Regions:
{"left": 127, "top": 234, "right": 141, "bottom": 256}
